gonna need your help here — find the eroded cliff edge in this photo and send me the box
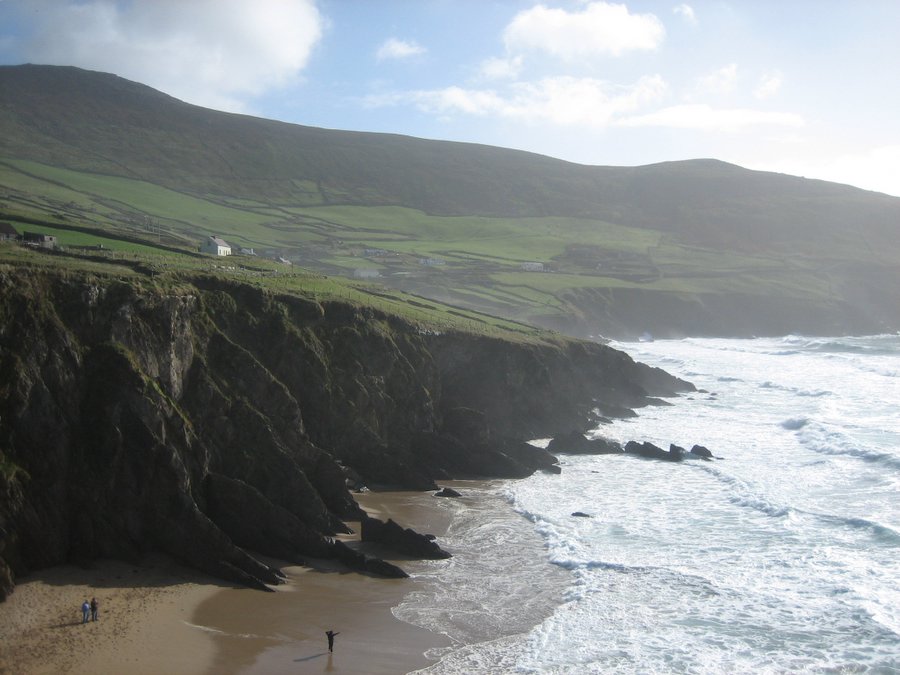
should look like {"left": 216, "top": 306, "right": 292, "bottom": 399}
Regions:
{"left": 0, "top": 268, "right": 691, "bottom": 597}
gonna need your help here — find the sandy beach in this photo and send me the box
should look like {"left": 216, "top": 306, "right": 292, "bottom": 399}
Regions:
{"left": 0, "top": 488, "right": 460, "bottom": 675}
{"left": 0, "top": 555, "right": 225, "bottom": 675}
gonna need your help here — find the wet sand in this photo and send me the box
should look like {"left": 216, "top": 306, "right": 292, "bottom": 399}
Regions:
{"left": 193, "top": 488, "right": 459, "bottom": 674}
{"left": 0, "top": 487, "right": 462, "bottom": 675}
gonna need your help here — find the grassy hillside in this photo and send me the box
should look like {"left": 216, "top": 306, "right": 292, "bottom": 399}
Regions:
{"left": 2, "top": 64, "right": 899, "bottom": 337}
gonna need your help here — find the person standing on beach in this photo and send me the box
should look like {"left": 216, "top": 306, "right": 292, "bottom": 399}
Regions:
{"left": 90, "top": 597, "right": 99, "bottom": 622}
{"left": 325, "top": 630, "right": 340, "bottom": 652}
{"left": 81, "top": 600, "right": 90, "bottom": 624}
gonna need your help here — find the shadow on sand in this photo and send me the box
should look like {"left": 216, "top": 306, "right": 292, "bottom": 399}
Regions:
{"left": 294, "top": 651, "right": 330, "bottom": 662}
{"left": 51, "top": 620, "right": 88, "bottom": 629}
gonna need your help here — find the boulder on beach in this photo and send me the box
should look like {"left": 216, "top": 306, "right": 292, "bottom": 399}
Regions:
{"left": 361, "top": 515, "right": 451, "bottom": 559}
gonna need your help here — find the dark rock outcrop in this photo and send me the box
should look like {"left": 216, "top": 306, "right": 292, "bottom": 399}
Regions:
{"left": 360, "top": 515, "right": 451, "bottom": 559}
{"left": 424, "top": 334, "right": 690, "bottom": 441}
{"left": 435, "top": 487, "right": 461, "bottom": 498}
{"left": 204, "top": 473, "right": 334, "bottom": 564}
{"left": 624, "top": 441, "right": 683, "bottom": 462}
{"left": 548, "top": 431, "right": 623, "bottom": 455}
{"left": 331, "top": 540, "right": 408, "bottom": 578}
{"left": 690, "top": 445, "right": 715, "bottom": 459}
{"left": 0, "top": 268, "right": 692, "bottom": 597}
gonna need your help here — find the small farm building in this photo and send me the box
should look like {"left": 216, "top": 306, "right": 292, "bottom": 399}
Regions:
{"left": 0, "top": 222, "right": 19, "bottom": 241}
{"left": 23, "top": 231, "right": 57, "bottom": 249}
{"left": 201, "top": 236, "right": 232, "bottom": 256}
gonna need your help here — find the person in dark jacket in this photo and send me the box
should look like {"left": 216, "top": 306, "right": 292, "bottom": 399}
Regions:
{"left": 325, "top": 630, "right": 340, "bottom": 652}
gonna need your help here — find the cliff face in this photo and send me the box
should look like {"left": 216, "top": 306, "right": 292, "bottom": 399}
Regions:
{"left": 0, "top": 268, "right": 690, "bottom": 598}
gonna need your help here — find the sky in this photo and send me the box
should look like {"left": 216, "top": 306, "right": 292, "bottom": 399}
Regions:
{"left": 1, "top": 0, "right": 899, "bottom": 197}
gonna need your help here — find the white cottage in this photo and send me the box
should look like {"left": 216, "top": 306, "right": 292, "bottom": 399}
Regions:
{"left": 201, "top": 235, "right": 232, "bottom": 256}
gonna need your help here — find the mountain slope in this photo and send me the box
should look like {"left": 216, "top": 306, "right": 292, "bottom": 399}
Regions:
{"left": 2, "top": 64, "right": 899, "bottom": 337}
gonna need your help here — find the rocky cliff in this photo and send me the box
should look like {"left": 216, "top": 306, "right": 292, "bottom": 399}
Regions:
{"left": 0, "top": 266, "right": 690, "bottom": 598}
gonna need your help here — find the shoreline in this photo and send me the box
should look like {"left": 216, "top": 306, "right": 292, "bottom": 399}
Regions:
{"left": 0, "top": 487, "right": 463, "bottom": 675}
{"left": 192, "top": 487, "right": 460, "bottom": 675}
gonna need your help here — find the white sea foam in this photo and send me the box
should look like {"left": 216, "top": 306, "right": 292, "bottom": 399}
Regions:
{"left": 181, "top": 621, "right": 270, "bottom": 640}
{"left": 402, "top": 336, "right": 900, "bottom": 673}
{"left": 183, "top": 620, "right": 228, "bottom": 635}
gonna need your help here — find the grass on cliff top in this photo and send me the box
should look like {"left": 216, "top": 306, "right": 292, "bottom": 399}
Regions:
{"left": 0, "top": 241, "right": 548, "bottom": 342}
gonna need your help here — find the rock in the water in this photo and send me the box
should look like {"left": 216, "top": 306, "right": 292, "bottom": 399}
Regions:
{"left": 435, "top": 487, "right": 461, "bottom": 498}
{"left": 690, "top": 444, "right": 715, "bottom": 459}
{"left": 625, "top": 440, "right": 682, "bottom": 462}
{"left": 548, "top": 430, "right": 623, "bottom": 455}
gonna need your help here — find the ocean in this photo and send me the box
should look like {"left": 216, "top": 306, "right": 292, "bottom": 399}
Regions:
{"left": 399, "top": 335, "right": 900, "bottom": 674}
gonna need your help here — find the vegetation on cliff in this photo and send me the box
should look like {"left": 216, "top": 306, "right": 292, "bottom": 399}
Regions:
{"left": 0, "top": 244, "right": 690, "bottom": 598}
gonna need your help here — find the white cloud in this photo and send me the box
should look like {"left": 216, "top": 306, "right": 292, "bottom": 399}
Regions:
{"left": 376, "top": 38, "right": 426, "bottom": 62}
{"left": 618, "top": 104, "right": 805, "bottom": 132}
{"left": 478, "top": 55, "right": 524, "bottom": 80}
{"left": 758, "top": 144, "right": 900, "bottom": 197}
{"left": 367, "top": 75, "right": 667, "bottom": 128}
{"left": 754, "top": 71, "right": 784, "bottom": 99}
{"left": 412, "top": 86, "right": 508, "bottom": 116}
{"left": 503, "top": 2, "right": 665, "bottom": 60}
{"left": 18, "top": 0, "right": 323, "bottom": 112}
{"left": 695, "top": 63, "right": 738, "bottom": 95}
{"left": 673, "top": 3, "right": 697, "bottom": 25}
